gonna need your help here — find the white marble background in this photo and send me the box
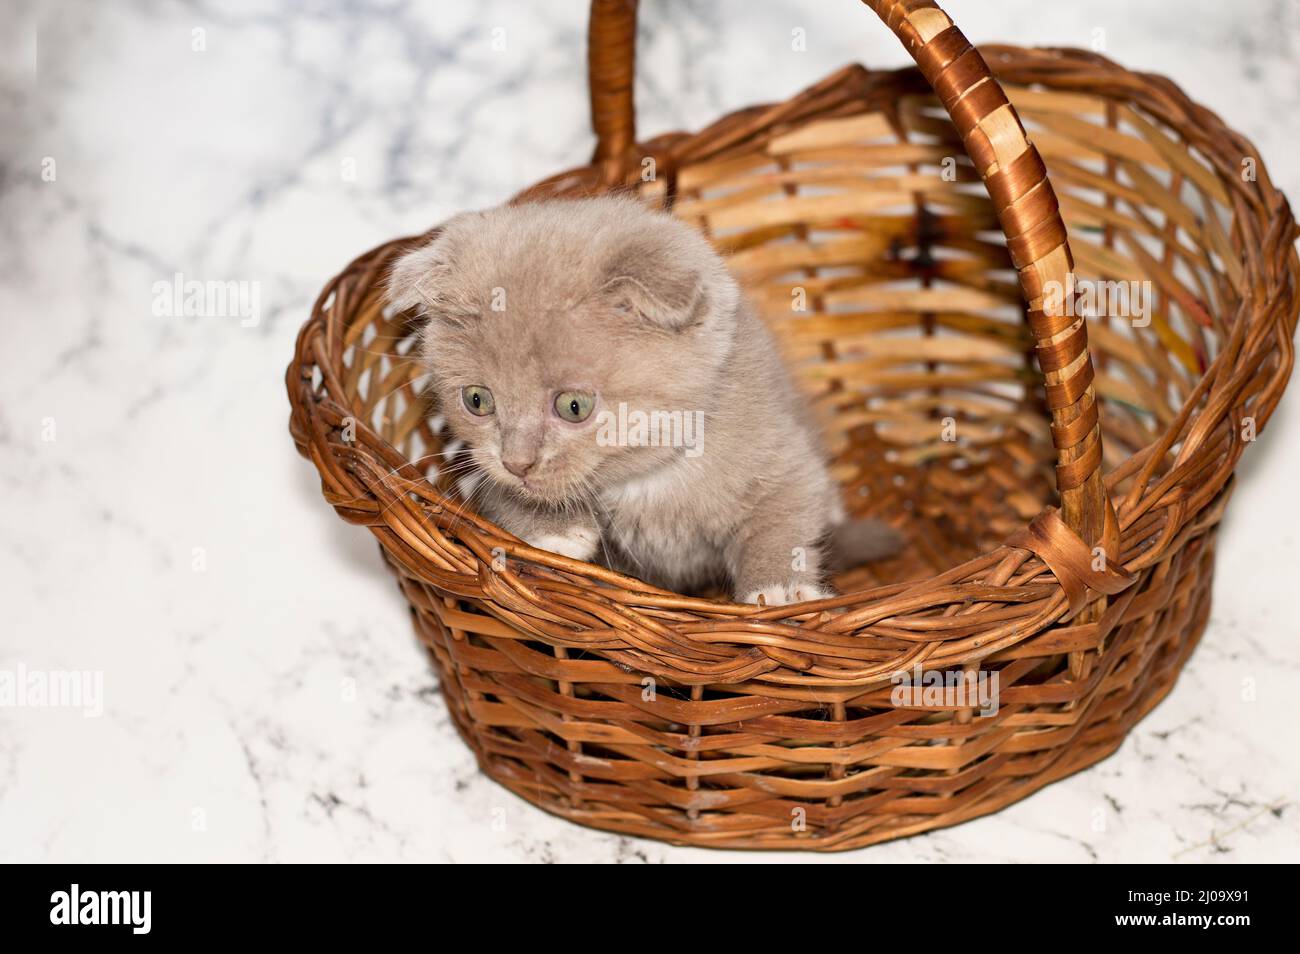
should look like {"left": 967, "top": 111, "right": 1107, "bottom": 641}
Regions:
{"left": 2, "top": 0, "right": 1298, "bottom": 863}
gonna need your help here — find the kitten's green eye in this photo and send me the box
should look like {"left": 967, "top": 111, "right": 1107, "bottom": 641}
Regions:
{"left": 461, "top": 385, "right": 495, "bottom": 416}
{"left": 554, "top": 390, "right": 595, "bottom": 423}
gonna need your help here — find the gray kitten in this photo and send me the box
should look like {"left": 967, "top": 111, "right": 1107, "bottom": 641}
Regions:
{"left": 387, "top": 196, "right": 900, "bottom": 605}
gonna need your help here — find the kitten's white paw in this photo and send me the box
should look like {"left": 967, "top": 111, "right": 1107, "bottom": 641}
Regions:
{"left": 741, "top": 582, "right": 835, "bottom": 607}
{"left": 528, "top": 527, "right": 600, "bottom": 562}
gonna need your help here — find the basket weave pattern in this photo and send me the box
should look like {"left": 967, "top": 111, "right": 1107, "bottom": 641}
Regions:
{"left": 288, "top": 0, "right": 1299, "bottom": 849}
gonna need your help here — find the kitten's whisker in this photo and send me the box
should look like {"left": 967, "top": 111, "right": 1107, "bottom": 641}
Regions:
{"left": 360, "top": 376, "right": 436, "bottom": 410}
{"left": 443, "top": 466, "right": 499, "bottom": 540}
{"left": 370, "top": 447, "right": 483, "bottom": 524}
{"left": 351, "top": 348, "right": 421, "bottom": 360}
{"left": 369, "top": 448, "right": 468, "bottom": 490}
{"left": 568, "top": 477, "right": 625, "bottom": 576}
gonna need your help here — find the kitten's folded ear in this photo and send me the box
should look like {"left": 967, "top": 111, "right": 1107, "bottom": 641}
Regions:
{"left": 387, "top": 236, "right": 450, "bottom": 313}
{"left": 386, "top": 212, "right": 481, "bottom": 314}
{"left": 601, "top": 234, "right": 732, "bottom": 332}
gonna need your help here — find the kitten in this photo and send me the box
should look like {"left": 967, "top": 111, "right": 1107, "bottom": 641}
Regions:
{"left": 387, "top": 196, "right": 901, "bottom": 605}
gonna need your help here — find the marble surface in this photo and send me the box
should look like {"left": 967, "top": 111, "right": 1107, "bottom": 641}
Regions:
{"left": 3, "top": 0, "right": 1298, "bottom": 863}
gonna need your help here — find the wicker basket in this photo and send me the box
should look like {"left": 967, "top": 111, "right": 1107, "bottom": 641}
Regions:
{"left": 287, "top": 0, "right": 1300, "bottom": 850}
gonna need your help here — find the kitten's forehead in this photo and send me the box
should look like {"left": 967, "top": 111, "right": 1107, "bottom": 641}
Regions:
{"left": 433, "top": 304, "right": 616, "bottom": 383}
{"left": 443, "top": 198, "right": 684, "bottom": 288}
{"left": 485, "top": 311, "right": 624, "bottom": 382}
{"left": 448, "top": 235, "right": 601, "bottom": 307}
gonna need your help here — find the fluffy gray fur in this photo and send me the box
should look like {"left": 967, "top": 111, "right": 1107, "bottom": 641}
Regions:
{"left": 387, "top": 196, "right": 900, "bottom": 605}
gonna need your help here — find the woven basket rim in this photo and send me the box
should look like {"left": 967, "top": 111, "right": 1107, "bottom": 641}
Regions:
{"left": 288, "top": 47, "right": 1299, "bottom": 686}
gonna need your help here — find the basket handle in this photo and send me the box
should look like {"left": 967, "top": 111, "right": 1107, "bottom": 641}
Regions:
{"left": 587, "top": 0, "right": 1110, "bottom": 547}
{"left": 588, "top": 0, "right": 639, "bottom": 175}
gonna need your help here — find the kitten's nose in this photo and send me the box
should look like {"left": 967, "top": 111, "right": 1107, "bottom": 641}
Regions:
{"left": 502, "top": 457, "right": 536, "bottom": 478}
